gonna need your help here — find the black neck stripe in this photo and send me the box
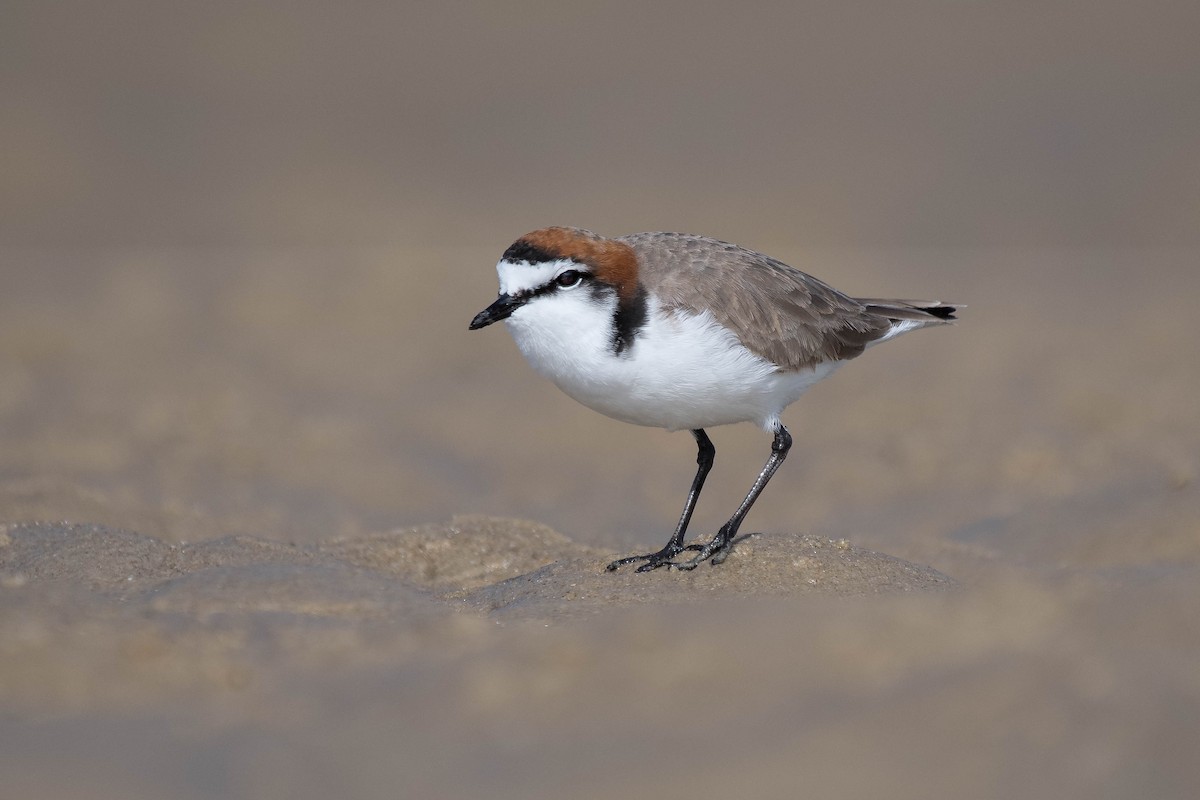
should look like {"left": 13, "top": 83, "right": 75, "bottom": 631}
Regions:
{"left": 611, "top": 284, "right": 648, "bottom": 356}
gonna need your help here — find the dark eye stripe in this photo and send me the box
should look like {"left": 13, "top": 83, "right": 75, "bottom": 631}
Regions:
{"left": 513, "top": 270, "right": 592, "bottom": 303}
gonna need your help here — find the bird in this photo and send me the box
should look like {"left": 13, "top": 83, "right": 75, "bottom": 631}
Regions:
{"left": 469, "top": 227, "right": 957, "bottom": 573}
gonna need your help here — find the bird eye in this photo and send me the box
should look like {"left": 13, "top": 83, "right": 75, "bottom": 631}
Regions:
{"left": 555, "top": 270, "right": 583, "bottom": 288}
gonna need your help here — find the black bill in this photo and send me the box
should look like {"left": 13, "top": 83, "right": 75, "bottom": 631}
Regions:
{"left": 469, "top": 293, "right": 526, "bottom": 330}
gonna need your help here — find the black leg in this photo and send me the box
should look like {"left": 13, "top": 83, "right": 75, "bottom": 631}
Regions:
{"left": 606, "top": 429, "right": 715, "bottom": 572}
{"left": 673, "top": 425, "right": 792, "bottom": 570}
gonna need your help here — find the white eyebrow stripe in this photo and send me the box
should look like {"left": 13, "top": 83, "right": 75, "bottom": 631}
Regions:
{"left": 496, "top": 258, "right": 581, "bottom": 295}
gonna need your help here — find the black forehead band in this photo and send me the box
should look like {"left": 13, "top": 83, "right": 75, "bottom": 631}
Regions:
{"left": 501, "top": 240, "right": 559, "bottom": 265}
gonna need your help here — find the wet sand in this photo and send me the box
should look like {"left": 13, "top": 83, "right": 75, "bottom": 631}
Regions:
{"left": 2, "top": 245, "right": 1199, "bottom": 798}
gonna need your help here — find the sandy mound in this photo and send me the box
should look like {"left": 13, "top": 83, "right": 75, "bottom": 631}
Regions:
{"left": 1, "top": 517, "right": 953, "bottom": 625}
{"left": 466, "top": 531, "right": 955, "bottom": 619}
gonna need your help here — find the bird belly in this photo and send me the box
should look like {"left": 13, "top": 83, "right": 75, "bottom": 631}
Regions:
{"left": 509, "top": 302, "right": 838, "bottom": 431}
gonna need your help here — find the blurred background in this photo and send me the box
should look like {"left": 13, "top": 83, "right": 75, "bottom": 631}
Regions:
{"left": 3, "top": 2, "right": 1200, "bottom": 798}
{"left": 4, "top": 1, "right": 1198, "bottom": 248}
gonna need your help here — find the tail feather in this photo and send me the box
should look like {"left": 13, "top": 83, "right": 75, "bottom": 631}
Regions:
{"left": 857, "top": 298, "right": 959, "bottom": 324}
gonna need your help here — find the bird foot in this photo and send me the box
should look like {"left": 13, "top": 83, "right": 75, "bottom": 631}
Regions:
{"left": 606, "top": 539, "right": 733, "bottom": 572}
{"left": 605, "top": 542, "right": 706, "bottom": 573}
{"left": 665, "top": 533, "right": 735, "bottom": 571}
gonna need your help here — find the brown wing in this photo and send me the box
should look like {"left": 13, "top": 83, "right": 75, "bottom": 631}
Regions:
{"left": 620, "top": 233, "right": 893, "bottom": 370}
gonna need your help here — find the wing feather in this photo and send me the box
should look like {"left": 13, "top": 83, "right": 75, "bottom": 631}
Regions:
{"left": 621, "top": 233, "right": 894, "bottom": 370}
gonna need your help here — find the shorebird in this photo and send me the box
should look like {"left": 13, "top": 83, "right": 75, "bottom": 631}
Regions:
{"left": 470, "top": 227, "right": 957, "bottom": 572}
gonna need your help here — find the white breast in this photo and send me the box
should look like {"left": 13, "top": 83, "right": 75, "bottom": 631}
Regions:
{"left": 503, "top": 291, "right": 840, "bottom": 432}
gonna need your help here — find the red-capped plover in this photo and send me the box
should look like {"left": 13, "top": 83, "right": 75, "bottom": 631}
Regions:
{"left": 470, "top": 227, "right": 957, "bottom": 572}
